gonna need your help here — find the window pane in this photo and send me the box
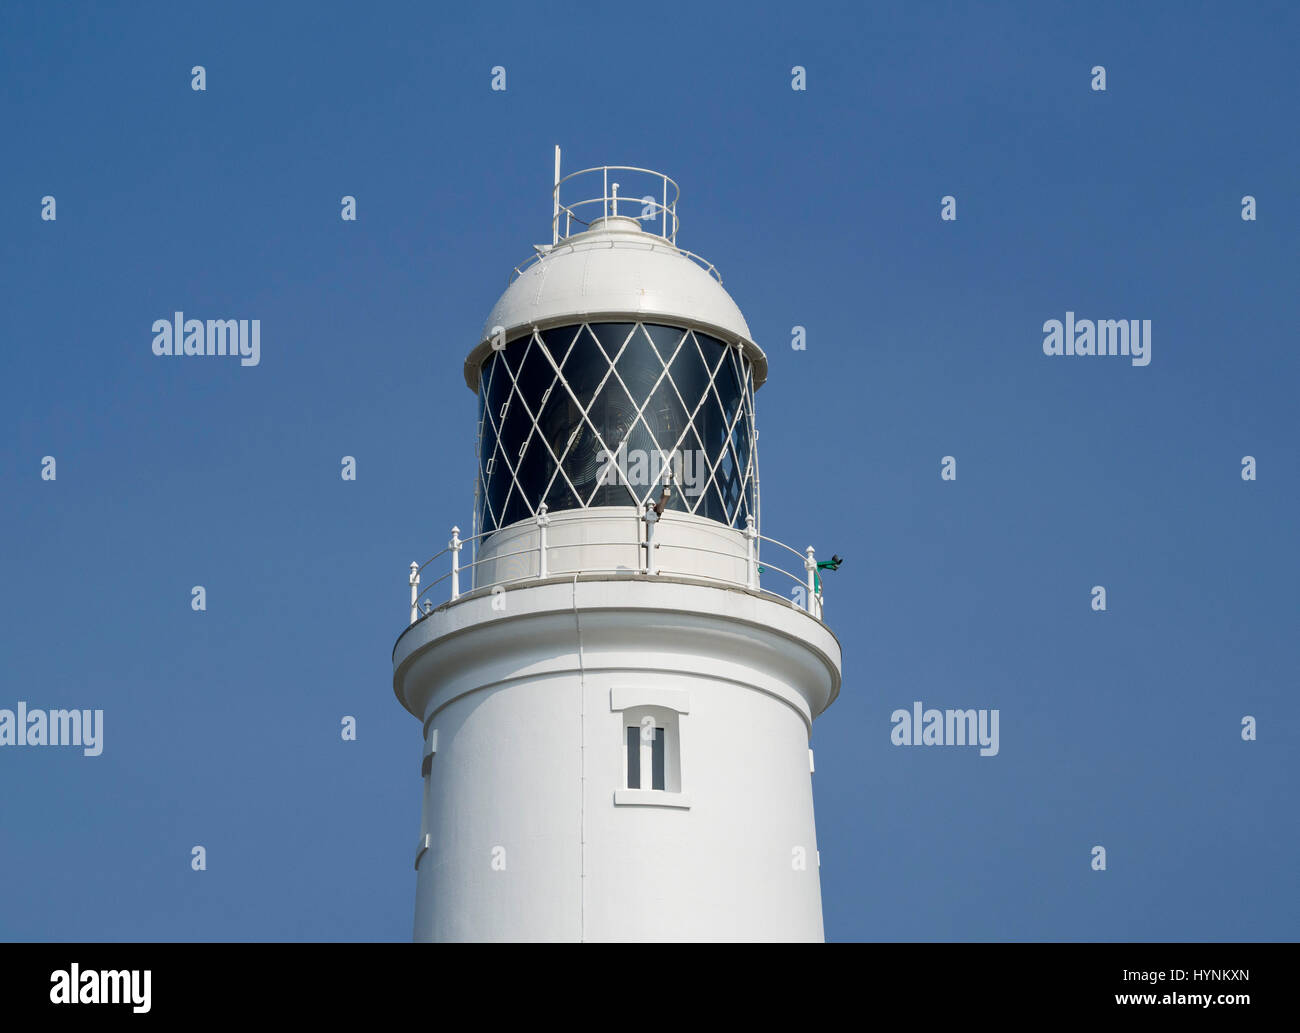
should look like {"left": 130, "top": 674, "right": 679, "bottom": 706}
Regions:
{"left": 651, "top": 727, "right": 665, "bottom": 791}
{"left": 626, "top": 726, "right": 639, "bottom": 789}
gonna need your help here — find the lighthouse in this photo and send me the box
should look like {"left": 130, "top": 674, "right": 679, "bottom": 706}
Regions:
{"left": 392, "top": 153, "right": 843, "bottom": 942}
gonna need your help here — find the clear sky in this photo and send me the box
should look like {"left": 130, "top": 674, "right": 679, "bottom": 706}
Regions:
{"left": 1, "top": 0, "right": 1295, "bottom": 941}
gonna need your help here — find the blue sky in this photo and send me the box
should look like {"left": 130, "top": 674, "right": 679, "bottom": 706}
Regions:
{"left": 1, "top": 0, "right": 1296, "bottom": 941}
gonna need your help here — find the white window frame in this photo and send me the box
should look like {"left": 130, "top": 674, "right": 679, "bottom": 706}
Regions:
{"left": 610, "top": 687, "right": 691, "bottom": 809}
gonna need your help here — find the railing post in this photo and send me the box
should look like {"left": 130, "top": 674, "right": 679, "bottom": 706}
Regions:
{"left": 552, "top": 144, "right": 561, "bottom": 246}
{"left": 804, "top": 546, "right": 818, "bottom": 617}
{"left": 643, "top": 503, "right": 659, "bottom": 575}
{"left": 662, "top": 173, "right": 669, "bottom": 240}
{"left": 745, "top": 515, "right": 758, "bottom": 590}
{"left": 409, "top": 561, "right": 419, "bottom": 625}
{"left": 536, "top": 503, "right": 550, "bottom": 579}
{"left": 449, "top": 526, "right": 462, "bottom": 601}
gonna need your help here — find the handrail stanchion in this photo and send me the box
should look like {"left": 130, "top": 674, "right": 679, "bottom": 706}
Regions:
{"left": 662, "top": 174, "right": 669, "bottom": 240}
{"left": 409, "top": 561, "right": 420, "bottom": 625}
{"left": 450, "top": 526, "right": 462, "bottom": 601}
{"left": 745, "top": 515, "right": 758, "bottom": 590}
{"left": 804, "top": 546, "right": 818, "bottom": 617}
{"left": 552, "top": 145, "right": 561, "bottom": 245}
{"left": 643, "top": 503, "right": 659, "bottom": 575}
{"left": 536, "top": 504, "right": 550, "bottom": 579}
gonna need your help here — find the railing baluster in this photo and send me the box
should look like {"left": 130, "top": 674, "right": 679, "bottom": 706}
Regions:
{"left": 745, "top": 515, "right": 758, "bottom": 590}
{"left": 536, "top": 504, "right": 550, "bottom": 579}
{"left": 409, "top": 561, "right": 419, "bottom": 625}
{"left": 643, "top": 503, "right": 659, "bottom": 575}
{"left": 449, "top": 526, "right": 462, "bottom": 600}
{"left": 804, "top": 546, "right": 817, "bottom": 617}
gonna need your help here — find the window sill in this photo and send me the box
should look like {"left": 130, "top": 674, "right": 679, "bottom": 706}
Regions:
{"left": 613, "top": 789, "right": 692, "bottom": 809}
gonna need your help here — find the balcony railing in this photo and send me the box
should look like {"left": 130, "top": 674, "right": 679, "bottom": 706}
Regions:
{"left": 404, "top": 511, "right": 828, "bottom": 627}
{"left": 553, "top": 164, "right": 680, "bottom": 244}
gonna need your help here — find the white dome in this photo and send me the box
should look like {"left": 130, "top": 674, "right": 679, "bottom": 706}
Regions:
{"left": 464, "top": 217, "right": 767, "bottom": 391}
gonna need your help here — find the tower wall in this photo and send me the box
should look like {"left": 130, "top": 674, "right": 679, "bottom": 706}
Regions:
{"left": 397, "top": 578, "right": 840, "bottom": 942}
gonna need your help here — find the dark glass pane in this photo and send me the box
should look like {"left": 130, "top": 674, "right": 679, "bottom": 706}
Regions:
{"left": 495, "top": 342, "right": 530, "bottom": 487}
{"left": 584, "top": 375, "right": 639, "bottom": 508}
{"left": 542, "top": 475, "right": 580, "bottom": 514}
{"left": 484, "top": 350, "right": 511, "bottom": 426}
{"left": 514, "top": 428, "right": 553, "bottom": 510}
{"left": 498, "top": 391, "right": 530, "bottom": 482}
{"left": 561, "top": 420, "right": 606, "bottom": 505}
{"left": 482, "top": 440, "right": 507, "bottom": 531}
{"left": 699, "top": 456, "right": 730, "bottom": 524}
{"left": 560, "top": 325, "right": 611, "bottom": 406}
{"left": 694, "top": 335, "right": 733, "bottom": 472}
{"left": 661, "top": 474, "right": 691, "bottom": 515}
{"left": 541, "top": 324, "right": 583, "bottom": 369}
{"left": 514, "top": 336, "right": 556, "bottom": 418}
{"left": 693, "top": 331, "right": 727, "bottom": 381}
{"left": 731, "top": 389, "right": 753, "bottom": 481}
{"left": 479, "top": 353, "right": 507, "bottom": 532}
{"left": 721, "top": 444, "right": 742, "bottom": 522}
{"left": 476, "top": 384, "right": 490, "bottom": 527}
{"left": 644, "top": 323, "right": 689, "bottom": 368}
{"left": 643, "top": 373, "right": 688, "bottom": 457}
{"left": 536, "top": 380, "right": 578, "bottom": 468}
{"left": 695, "top": 383, "right": 729, "bottom": 478}
{"left": 718, "top": 444, "right": 735, "bottom": 484}
{"left": 614, "top": 325, "right": 664, "bottom": 406}
{"left": 621, "top": 415, "right": 660, "bottom": 504}
{"left": 479, "top": 356, "right": 507, "bottom": 535}
{"left": 626, "top": 726, "right": 639, "bottom": 789}
{"left": 675, "top": 425, "right": 708, "bottom": 516}
{"left": 588, "top": 322, "right": 637, "bottom": 365}
{"left": 714, "top": 345, "right": 742, "bottom": 420}
{"left": 666, "top": 330, "right": 712, "bottom": 415}
{"left": 499, "top": 478, "right": 530, "bottom": 529}
{"left": 651, "top": 728, "right": 665, "bottom": 791}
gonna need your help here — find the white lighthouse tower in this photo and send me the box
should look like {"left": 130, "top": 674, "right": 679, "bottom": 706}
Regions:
{"left": 393, "top": 153, "right": 843, "bottom": 942}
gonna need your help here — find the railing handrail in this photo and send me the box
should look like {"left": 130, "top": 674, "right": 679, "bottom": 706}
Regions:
{"left": 416, "top": 564, "right": 805, "bottom": 608}
{"left": 755, "top": 533, "right": 808, "bottom": 565}
{"left": 554, "top": 165, "right": 681, "bottom": 194}
{"left": 413, "top": 528, "right": 491, "bottom": 577}
{"left": 555, "top": 194, "right": 676, "bottom": 233}
{"left": 508, "top": 238, "right": 721, "bottom": 286}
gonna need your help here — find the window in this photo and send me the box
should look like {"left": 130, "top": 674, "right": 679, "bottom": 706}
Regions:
{"left": 611, "top": 688, "right": 690, "bottom": 808}
{"left": 626, "top": 723, "right": 666, "bottom": 790}
{"left": 475, "top": 322, "right": 757, "bottom": 536}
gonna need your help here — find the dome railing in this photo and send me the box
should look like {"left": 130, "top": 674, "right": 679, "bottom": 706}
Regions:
{"left": 553, "top": 164, "right": 680, "bottom": 244}
{"left": 507, "top": 238, "right": 722, "bottom": 286}
{"left": 498, "top": 162, "right": 725, "bottom": 286}
{"left": 405, "top": 511, "right": 827, "bottom": 626}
